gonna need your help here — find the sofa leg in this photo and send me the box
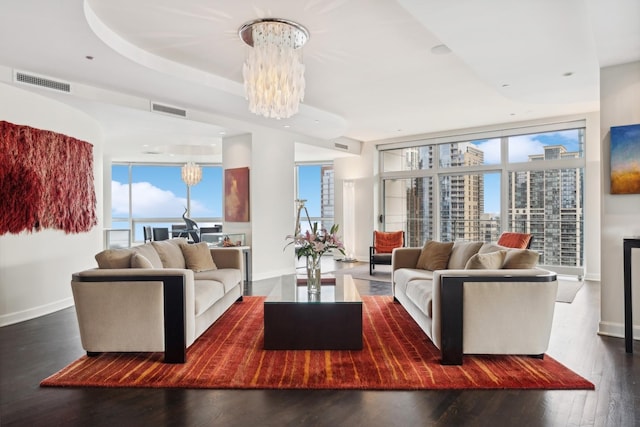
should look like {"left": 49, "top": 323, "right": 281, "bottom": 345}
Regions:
{"left": 236, "top": 295, "right": 243, "bottom": 302}
{"left": 530, "top": 354, "right": 544, "bottom": 359}
{"left": 87, "top": 351, "right": 101, "bottom": 357}
{"left": 440, "top": 277, "right": 464, "bottom": 366}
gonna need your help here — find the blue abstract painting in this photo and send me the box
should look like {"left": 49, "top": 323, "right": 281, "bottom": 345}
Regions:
{"left": 611, "top": 124, "right": 640, "bottom": 194}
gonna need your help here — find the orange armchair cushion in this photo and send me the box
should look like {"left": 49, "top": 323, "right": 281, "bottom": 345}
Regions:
{"left": 497, "top": 232, "right": 532, "bottom": 249}
{"left": 374, "top": 231, "right": 404, "bottom": 254}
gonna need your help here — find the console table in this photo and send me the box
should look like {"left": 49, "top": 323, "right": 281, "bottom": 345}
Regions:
{"left": 623, "top": 237, "right": 640, "bottom": 354}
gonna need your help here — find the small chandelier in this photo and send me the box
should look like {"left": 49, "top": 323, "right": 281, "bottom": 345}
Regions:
{"left": 181, "top": 162, "right": 202, "bottom": 186}
{"left": 239, "top": 18, "right": 310, "bottom": 119}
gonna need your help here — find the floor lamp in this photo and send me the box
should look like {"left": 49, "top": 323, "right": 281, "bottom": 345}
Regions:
{"left": 342, "top": 180, "right": 357, "bottom": 262}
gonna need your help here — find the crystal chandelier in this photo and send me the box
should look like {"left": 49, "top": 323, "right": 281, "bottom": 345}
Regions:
{"left": 239, "top": 18, "right": 309, "bottom": 119}
{"left": 181, "top": 162, "right": 202, "bottom": 186}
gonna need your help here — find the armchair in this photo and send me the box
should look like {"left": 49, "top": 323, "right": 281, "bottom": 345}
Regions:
{"left": 369, "top": 230, "right": 404, "bottom": 275}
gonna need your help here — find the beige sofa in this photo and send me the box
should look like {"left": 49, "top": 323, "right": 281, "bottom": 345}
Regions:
{"left": 71, "top": 238, "right": 243, "bottom": 363}
{"left": 392, "top": 241, "right": 558, "bottom": 365}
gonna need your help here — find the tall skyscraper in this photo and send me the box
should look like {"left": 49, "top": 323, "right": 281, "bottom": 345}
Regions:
{"left": 508, "top": 145, "right": 583, "bottom": 267}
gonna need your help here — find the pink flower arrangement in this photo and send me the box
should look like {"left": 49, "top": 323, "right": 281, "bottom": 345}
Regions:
{"left": 286, "top": 222, "right": 345, "bottom": 260}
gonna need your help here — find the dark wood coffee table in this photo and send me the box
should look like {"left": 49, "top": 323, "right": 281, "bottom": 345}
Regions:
{"left": 263, "top": 274, "right": 362, "bottom": 350}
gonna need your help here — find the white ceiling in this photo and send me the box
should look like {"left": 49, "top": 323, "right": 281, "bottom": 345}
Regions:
{"left": 0, "top": 0, "right": 638, "bottom": 162}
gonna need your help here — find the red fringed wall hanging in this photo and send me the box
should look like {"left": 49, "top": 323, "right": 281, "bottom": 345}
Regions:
{"left": 0, "top": 120, "right": 97, "bottom": 234}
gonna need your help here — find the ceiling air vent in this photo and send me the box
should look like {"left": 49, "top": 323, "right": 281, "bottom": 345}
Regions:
{"left": 334, "top": 142, "right": 349, "bottom": 150}
{"left": 151, "top": 102, "right": 187, "bottom": 117}
{"left": 14, "top": 71, "right": 71, "bottom": 93}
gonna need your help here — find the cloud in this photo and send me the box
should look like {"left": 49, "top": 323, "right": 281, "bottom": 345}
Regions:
{"left": 474, "top": 138, "right": 501, "bottom": 164}
{"left": 475, "top": 131, "right": 580, "bottom": 164}
{"left": 507, "top": 135, "right": 546, "bottom": 162}
{"left": 111, "top": 181, "right": 210, "bottom": 218}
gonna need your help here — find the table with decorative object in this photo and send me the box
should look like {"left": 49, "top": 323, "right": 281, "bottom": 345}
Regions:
{"left": 263, "top": 274, "right": 362, "bottom": 350}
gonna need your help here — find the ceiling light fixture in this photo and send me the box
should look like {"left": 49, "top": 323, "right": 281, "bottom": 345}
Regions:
{"left": 239, "top": 18, "right": 309, "bottom": 120}
{"left": 181, "top": 162, "right": 202, "bottom": 186}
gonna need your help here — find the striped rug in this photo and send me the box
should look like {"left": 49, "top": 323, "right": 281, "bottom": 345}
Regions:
{"left": 41, "top": 296, "right": 594, "bottom": 390}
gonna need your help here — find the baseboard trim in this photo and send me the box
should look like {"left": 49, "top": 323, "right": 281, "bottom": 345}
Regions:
{"left": 598, "top": 320, "right": 640, "bottom": 340}
{"left": 0, "top": 297, "right": 74, "bottom": 327}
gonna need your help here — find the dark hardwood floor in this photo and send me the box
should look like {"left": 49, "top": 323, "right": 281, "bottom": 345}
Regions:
{"left": 1, "top": 261, "right": 638, "bottom": 427}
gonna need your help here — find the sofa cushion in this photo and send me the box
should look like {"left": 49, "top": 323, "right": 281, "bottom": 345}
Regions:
{"left": 152, "top": 239, "right": 186, "bottom": 268}
{"left": 181, "top": 242, "right": 217, "bottom": 272}
{"left": 448, "top": 241, "right": 484, "bottom": 269}
{"left": 405, "top": 280, "right": 434, "bottom": 318}
{"left": 393, "top": 268, "right": 433, "bottom": 296}
{"left": 503, "top": 249, "right": 539, "bottom": 269}
{"left": 194, "top": 269, "right": 241, "bottom": 293}
{"left": 416, "top": 240, "right": 454, "bottom": 271}
{"left": 131, "top": 253, "right": 153, "bottom": 269}
{"left": 465, "top": 250, "right": 507, "bottom": 269}
{"left": 193, "top": 280, "right": 226, "bottom": 316}
{"left": 95, "top": 248, "right": 132, "bottom": 269}
{"left": 131, "top": 244, "right": 163, "bottom": 268}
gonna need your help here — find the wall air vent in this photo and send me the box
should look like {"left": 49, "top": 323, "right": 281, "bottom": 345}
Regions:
{"left": 14, "top": 71, "right": 71, "bottom": 93}
{"left": 151, "top": 102, "right": 187, "bottom": 117}
{"left": 334, "top": 142, "right": 349, "bottom": 150}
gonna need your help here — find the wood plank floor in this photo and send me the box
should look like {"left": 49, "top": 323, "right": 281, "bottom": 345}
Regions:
{"left": 1, "top": 261, "right": 638, "bottom": 427}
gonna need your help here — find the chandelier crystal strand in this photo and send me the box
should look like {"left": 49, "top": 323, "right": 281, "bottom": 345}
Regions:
{"left": 181, "top": 162, "right": 202, "bottom": 186}
{"left": 240, "top": 19, "right": 308, "bottom": 119}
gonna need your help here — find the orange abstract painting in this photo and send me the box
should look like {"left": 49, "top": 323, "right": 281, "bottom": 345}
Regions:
{"left": 224, "top": 167, "right": 250, "bottom": 222}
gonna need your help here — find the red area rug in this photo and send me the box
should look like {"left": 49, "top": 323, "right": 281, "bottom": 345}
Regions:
{"left": 41, "top": 296, "right": 594, "bottom": 390}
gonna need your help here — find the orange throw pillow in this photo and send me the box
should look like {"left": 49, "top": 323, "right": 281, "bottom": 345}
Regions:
{"left": 497, "top": 232, "right": 532, "bottom": 249}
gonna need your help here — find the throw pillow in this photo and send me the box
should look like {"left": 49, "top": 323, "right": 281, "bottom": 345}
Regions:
{"left": 181, "top": 242, "right": 217, "bottom": 272}
{"left": 152, "top": 240, "right": 186, "bottom": 268}
{"left": 131, "top": 252, "right": 153, "bottom": 269}
{"left": 502, "top": 249, "right": 539, "bottom": 269}
{"left": 131, "top": 243, "right": 163, "bottom": 268}
{"left": 416, "top": 240, "right": 454, "bottom": 271}
{"left": 95, "top": 248, "right": 132, "bottom": 269}
{"left": 448, "top": 241, "right": 484, "bottom": 269}
{"left": 478, "top": 242, "right": 508, "bottom": 254}
{"left": 465, "top": 250, "right": 507, "bottom": 269}
{"left": 497, "top": 232, "right": 532, "bottom": 249}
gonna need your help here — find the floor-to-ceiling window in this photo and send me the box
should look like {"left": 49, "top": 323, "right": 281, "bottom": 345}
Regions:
{"left": 379, "top": 121, "right": 585, "bottom": 274}
{"left": 111, "top": 163, "right": 223, "bottom": 243}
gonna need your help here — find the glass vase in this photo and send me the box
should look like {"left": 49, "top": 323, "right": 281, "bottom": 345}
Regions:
{"left": 306, "top": 255, "right": 322, "bottom": 295}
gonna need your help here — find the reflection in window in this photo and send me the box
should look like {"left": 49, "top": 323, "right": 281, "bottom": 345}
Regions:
{"left": 296, "top": 164, "right": 334, "bottom": 233}
{"left": 383, "top": 177, "right": 434, "bottom": 247}
{"left": 381, "top": 146, "right": 434, "bottom": 172}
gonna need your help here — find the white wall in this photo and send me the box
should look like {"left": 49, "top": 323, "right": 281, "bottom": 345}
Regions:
{"left": 250, "top": 130, "right": 297, "bottom": 279}
{"left": 599, "top": 61, "right": 640, "bottom": 340}
{"left": 0, "top": 83, "right": 103, "bottom": 326}
{"left": 223, "top": 131, "right": 297, "bottom": 280}
{"left": 334, "top": 142, "right": 376, "bottom": 261}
